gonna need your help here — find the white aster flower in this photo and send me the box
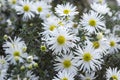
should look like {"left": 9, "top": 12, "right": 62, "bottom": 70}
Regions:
{"left": 74, "top": 45, "right": 103, "bottom": 73}
{"left": 0, "top": 56, "right": 8, "bottom": 70}
{"left": 15, "top": 0, "right": 35, "bottom": 21}
{"left": 0, "top": 69, "right": 7, "bottom": 80}
{"left": 91, "top": 3, "right": 112, "bottom": 16}
{"left": 55, "top": 3, "right": 78, "bottom": 17}
{"left": 54, "top": 53, "right": 78, "bottom": 75}
{"left": 80, "top": 10, "right": 105, "bottom": 33}
{"left": 106, "top": 34, "right": 120, "bottom": 54}
{"left": 80, "top": 72, "right": 96, "bottom": 80}
{"left": 53, "top": 70, "right": 75, "bottom": 80}
{"left": 34, "top": 1, "right": 51, "bottom": 17}
{"left": 7, "top": 0, "right": 19, "bottom": 8}
{"left": 106, "top": 67, "right": 120, "bottom": 80}
{"left": 47, "top": 27, "right": 79, "bottom": 54}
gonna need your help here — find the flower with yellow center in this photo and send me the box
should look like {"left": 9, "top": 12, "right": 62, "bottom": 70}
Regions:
{"left": 53, "top": 70, "right": 75, "bottom": 80}
{"left": 80, "top": 10, "right": 105, "bottom": 33}
{"left": 106, "top": 67, "right": 120, "bottom": 80}
{"left": 80, "top": 72, "right": 96, "bottom": 80}
{"left": 54, "top": 54, "right": 78, "bottom": 74}
{"left": 75, "top": 46, "right": 103, "bottom": 72}
{"left": 55, "top": 3, "right": 78, "bottom": 17}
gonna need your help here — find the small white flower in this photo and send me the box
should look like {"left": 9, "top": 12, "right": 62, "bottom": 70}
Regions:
{"left": 80, "top": 72, "right": 96, "bottom": 80}
{"left": 80, "top": 10, "right": 105, "bottom": 33}
{"left": 15, "top": 0, "right": 35, "bottom": 21}
{"left": 55, "top": 3, "right": 78, "bottom": 17}
{"left": 54, "top": 53, "right": 78, "bottom": 75}
{"left": 106, "top": 67, "right": 120, "bottom": 80}
{"left": 75, "top": 45, "right": 103, "bottom": 73}
{"left": 47, "top": 27, "right": 79, "bottom": 54}
{"left": 106, "top": 34, "right": 120, "bottom": 53}
{"left": 53, "top": 70, "right": 75, "bottom": 80}
{"left": 91, "top": 3, "right": 112, "bottom": 16}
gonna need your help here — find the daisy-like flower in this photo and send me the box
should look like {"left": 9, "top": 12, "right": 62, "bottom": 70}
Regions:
{"left": 80, "top": 72, "right": 96, "bottom": 80}
{"left": 91, "top": 3, "right": 112, "bottom": 16}
{"left": 106, "top": 67, "right": 120, "bottom": 80}
{"left": 55, "top": 3, "right": 78, "bottom": 17}
{"left": 86, "top": 38, "right": 109, "bottom": 55}
{"left": 53, "top": 70, "right": 75, "bottom": 80}
{"left": 15, "top": 0, "right": 35, "bottom": 21}
{"left": 54, "top": 53, "right": 78, "bottom": 75}
{"left": 34, "top": 1, "right": 51, "bottom": 17}
{"left": 74, "top": 45, "right": 103, "bottom": 73}
{"left": 3, "top": 36, "right": 28, "bottom": 64}
{"left": 47, "top": 27, "right": 79, "bottom": 54}
{"left": 106, "top": 34, "right": 120, "bottom": 53}
{"left": 7, "top": 0, "right": 19, "bottom": 8}
{"left": 80, "top": 10, "right": 105, "bottom": 33}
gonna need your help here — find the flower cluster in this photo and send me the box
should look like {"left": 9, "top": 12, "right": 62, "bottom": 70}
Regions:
{"left": 0, "top": 0, "right": 120, "bottom": 80}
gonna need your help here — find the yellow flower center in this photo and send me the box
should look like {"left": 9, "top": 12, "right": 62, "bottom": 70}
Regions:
{"left": 63, "top": 59, "right": 71, "bottom": 68}
{"left": 110, "top": 41, "right": 116, "bottom": 47}
{"left": 98, "top": 0, "right": 103, "bottom": 4}
{"left": 57, "top": 35, "right": 66, "bottom": 45}
{"left": 23, "top": 5, "right": 30, "bottom": 12}
{"left": 73, "top": 23, "right": 78, "bottom": 28}
{"left": 111, "top": 75, "right": 118, "bottom": 80}
{"left": 40, "top": 45, "right": 46, "bottom": 51}
{"left": 62, "top": 77, "right": 68, "bottom": 80}
{"left": 11, "top": 0, "right": 16, "bottom": 4}
{"left": 49, "top": 25, "right": 56, "bottom": 31}
{"left": 93, "top": 41, "right": 100, "bottom": 49}
{"left": 83, "top": 52, "right": 92, "bottom": 62}
{"left": 37, "top": 6, "right": 42, "bottom": 12}
{"left": 58, "top": 21, "right": 64, "bottom": 26}
{"left": 85, "top": 78, "right": 91, "bottom": 80}
{"left": 63, "top": 9, "right": 70, "bottom": 15}
{"left": 89, "top": 19, "right": 97, "bottom": 27}
{"left": 13, "top": 51, "right": 20, "bottom": 57}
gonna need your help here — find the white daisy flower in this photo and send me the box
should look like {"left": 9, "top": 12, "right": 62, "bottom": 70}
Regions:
{"left": 15, "top": 0, "right": 35, "bottom": 21}
{"left": 34, "top": 1, "right": 51, "bottom": 17}
{"left": 106, "top": 34, "right": 120, "bottom": 53}
{"left": 3, "top": 36, "right": 28, "bottom": 64}
{"left": 91, "top": 3, "right": 112, "bottom": 16}
{"left": 55, "top": 3, "right": 78, "bottom": 17}
{"left": 80, "top": 10, "right": 105, "bottom": 33}
{"left": 75, "top": 45, "right": 103, "bottom": 73}
{"left": 53, "top": 70, "right": 75, "bottom": 80}
{"left": 7, "top": 0, "right": 19, "bottom": 8}
{"left": 80, "top": 72, "right": 96, "bottom": 80}
{"left": 106, "top": 67, "right": 120, "bottom": 80}
{"left": 54, "top": 53, "right": 78, "bottom": 75}
{"left": 47, "top": 27, "right": 79, "bottom": 54}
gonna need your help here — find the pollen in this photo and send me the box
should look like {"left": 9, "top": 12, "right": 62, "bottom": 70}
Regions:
{"left": 49, "top": 25, "right": 56, "bottom": 31}
{"left": 57, "top": 35, "right": 66, "bottom": 45}
{"left": 62, "top": 77, "right": 68, "bottom": 80}
{"left": 37, "top": 6, "right": 42, "bottom": 12}
{"left": 93, "top": 41, "right": 100, "bottom": 49}
{"left": 111, "top": 75, "right": 118, "bottom": 80}
{"left": 89, "top": 19, "right": 97, "bottom": 27}
{"left": 23, "top": 5, "right": 30, "bottom": 12}
{"left": 110, "top": 40, "right": 116, "bottom": 47}
{"left": 63, "top": 59, "right": 71, "bottom": 68}
{"left": 13, "top": 51, "right": 20, "bottom": 57}
{"left": 83, "top": 52, "right": 92, "bottom": 62}
{"left": 63, "top": 9, "right": 70, "bottom": 15}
